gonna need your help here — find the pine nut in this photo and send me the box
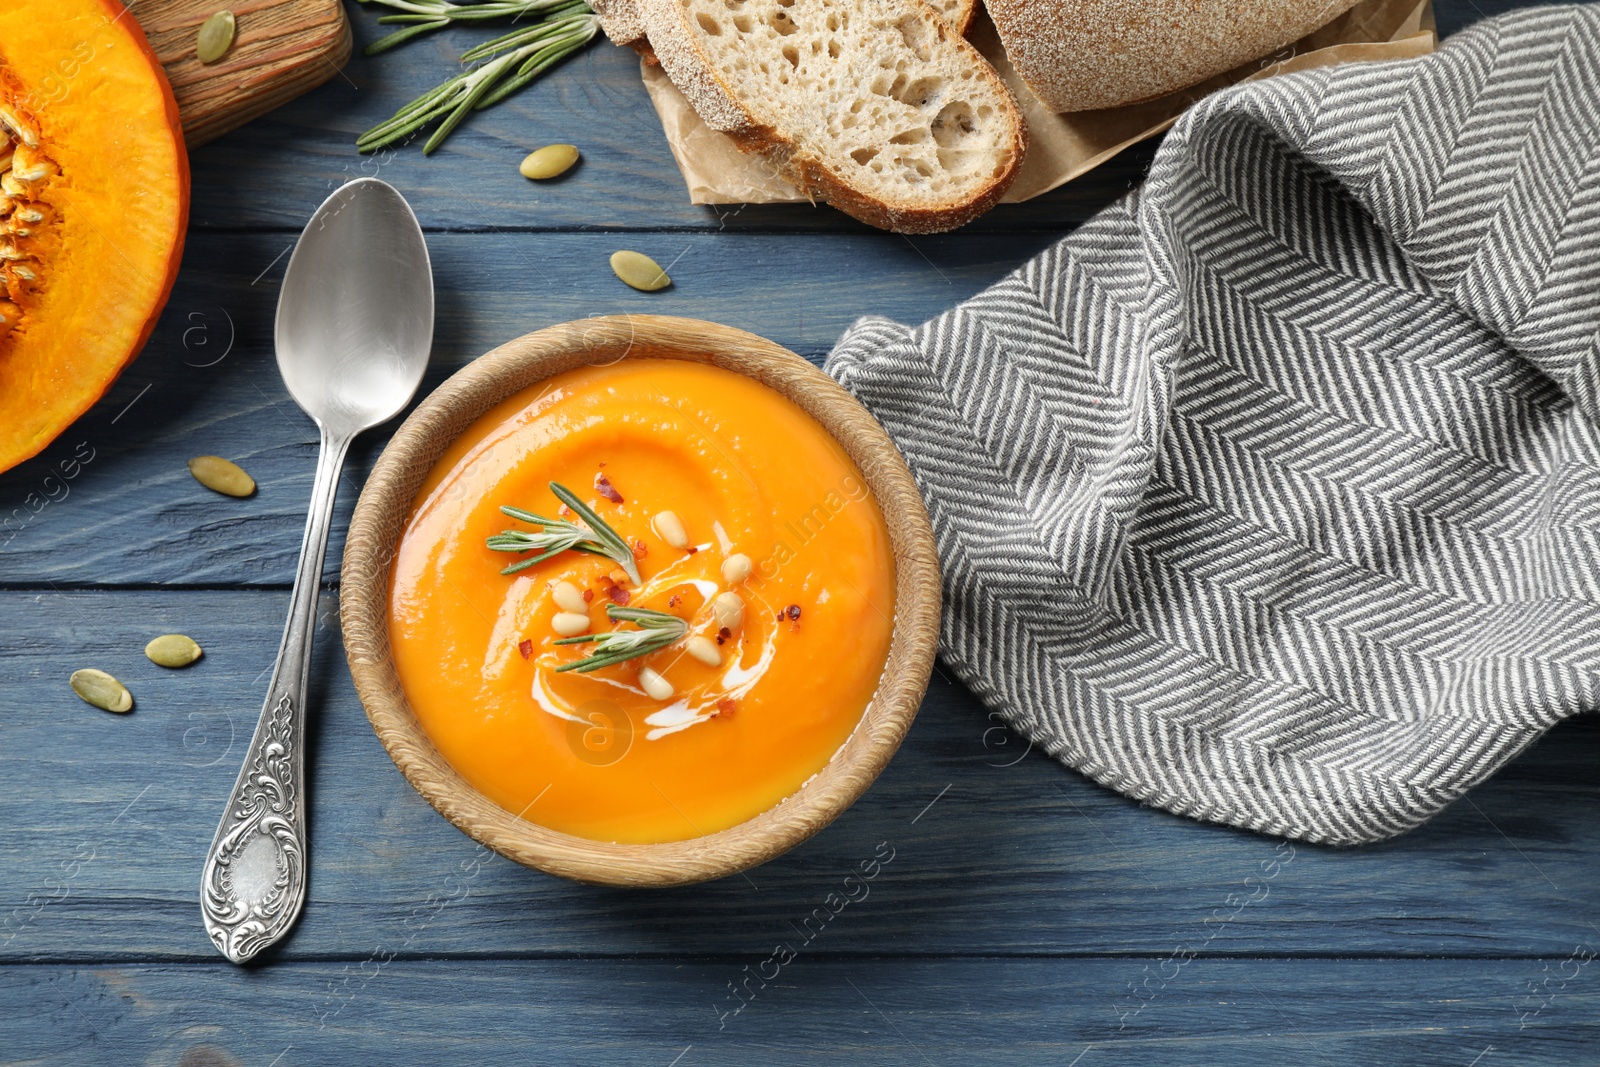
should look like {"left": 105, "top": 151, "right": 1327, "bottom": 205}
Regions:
{"left": 720, "top": 553, "right": 753, "bottom": 584}
{"left": 713, "top": 591, "right": 744, "bottom": 630}
{"left": 686, "top": 635, "right": 721, "bottom": 667}
{"left": 639, "top": 666, "right": 674, "bottom": 700}
{"left": 551, "top": 612, "right": 591, "bottom": 637}
{"left": 654, "top": 510, "right": 689, "bottom": 549}
{"left": 551, "top": 580, "right": 587, "bottom": 613}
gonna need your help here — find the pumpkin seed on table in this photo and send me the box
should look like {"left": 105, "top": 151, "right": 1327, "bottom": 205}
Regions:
{"left": 610, "top": 250, "right": 671, "bottom": 292}
{"left": 520, "top": 144, "right": 580, "bottom": 181}
{"left": 196, "top": 11, "right": 236, "bottom": 64}
{"left": 188, "top": 455, "right": 255, "bottom": 497}
{"left": 145, "top": 633, "right": 203, "bottom": 669}
{"left": 70, "top": 669, "right": 133, "bottom": 714}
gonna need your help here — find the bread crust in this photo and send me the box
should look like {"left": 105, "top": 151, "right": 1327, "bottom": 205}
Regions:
{"left": 639, "top": 0, "right": 1026, "bottom": 232}
{"left": 987, "top": 0, "right": 1363, "bottom": 112}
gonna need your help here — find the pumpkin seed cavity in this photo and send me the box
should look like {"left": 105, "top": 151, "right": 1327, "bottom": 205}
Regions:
{"left": 188, "top": 455, "right": 256, "bottom": 497}
{"left": 0, "top": 82, "right": 59, "bottom": 342}
{"left": 197, "top": 11, "right": 237, "bottom": 64}
{"left": 71, "top": 669, "right": 133, "bottom": 714}
{"left": 145, "top": 633, "right": 203, "bottom": 669}
{"left": 610, "top": 250, "right": 671, "bottom": 292}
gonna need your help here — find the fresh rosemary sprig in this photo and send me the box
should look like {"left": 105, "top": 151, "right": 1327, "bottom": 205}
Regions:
{"left": 552, "top": 605, "right": 688, "bottom": 673}
{"left": 357, "top": 0, "right": 585, "bottom": 55}
{"left": 355, "top": 2, "right": 600, "bottom": 154}
{"left": 486, "top": 481, "right": 641, "bottom": 584}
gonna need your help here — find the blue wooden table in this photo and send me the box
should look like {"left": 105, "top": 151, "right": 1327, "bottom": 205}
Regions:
{"left": 3, "top": 2, "right": 1596, "bottom": 1063}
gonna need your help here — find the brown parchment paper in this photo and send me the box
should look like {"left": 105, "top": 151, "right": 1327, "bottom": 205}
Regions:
{"left": 641, "top": 0, "right": 1436, "bottom": 205}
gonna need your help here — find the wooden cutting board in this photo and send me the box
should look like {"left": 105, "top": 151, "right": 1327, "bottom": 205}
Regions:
{"left": 128, "top": 0, "right": 352, "bottom": 146}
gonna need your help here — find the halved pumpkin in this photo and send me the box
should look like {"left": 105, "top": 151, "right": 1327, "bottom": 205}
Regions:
{"left": 0, "top": 0, "right": 188, "bottom": 473}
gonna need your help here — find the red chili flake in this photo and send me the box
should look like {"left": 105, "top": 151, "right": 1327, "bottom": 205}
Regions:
{"left": 632, "top": 538, "right": 648, "bottom": 559}
{"left": 685, "top": 545, "right": 698, "bottom": 555}
{"left": 557, "top": 503, "right": 573, "bottom": 518}
{"left": 785, "top": 604, "right": 802, "bottom": 621}
{"left": 715, "top": 698, "right": 738, "bottom": 719}
{"left": 518, "top": 639, "right": 534, "bottom": 659}
{"left": 598, "top": 461, "right": 606, "bottom": 467}
{"left": 594, "top": 471, "right": 623, "bottom": 504}
{"left": 607, "top": 583, "right": 631, "bottom": 605}
{"left": 716, "top": 626, "right": 731, "bottom": 645}
{"left": 668, "top": 594, "right": 681, "bottom": 608}
{"left": 581, "top": 588, "right": 594, "bottom": 603}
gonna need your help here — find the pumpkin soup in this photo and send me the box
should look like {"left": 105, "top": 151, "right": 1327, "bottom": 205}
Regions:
{"left": 389, "top": 359, "right": 897, "bottom": 844}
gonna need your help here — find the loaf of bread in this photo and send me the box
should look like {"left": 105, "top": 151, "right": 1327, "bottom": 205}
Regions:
{"left": 637, "top": 0, "right": 1026, "bottom": 232}
{"left": 987, "top": 0, "right": 1363, "bottom": 112}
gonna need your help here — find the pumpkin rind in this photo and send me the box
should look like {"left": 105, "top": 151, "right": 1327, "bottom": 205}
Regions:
{"left": 0, "top": 0, "right": 189, "bottom": 473}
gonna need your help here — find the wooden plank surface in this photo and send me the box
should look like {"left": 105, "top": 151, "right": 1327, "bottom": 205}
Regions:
{"left": 0, "top": 231, "right": 1056, "bottom": 587}
{"left": 2, "top": 959, "right": 1595, "bottom": 1064}
{"left": 132, "top": 0, "right": 353, "bottom": 146}
{"left": 2, "top": 1, "right": 1594, "bottom": 1063}
{"left": 182, "top": 13, "right": 1160, "bottom": 233}
{"left": 176, "top": 0, "right": 1517, "bottom": 234}
{"left": 1, "top": 589, "right": 1596, "bottom": 962}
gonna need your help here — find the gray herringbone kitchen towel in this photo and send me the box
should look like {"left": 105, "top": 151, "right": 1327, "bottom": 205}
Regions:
{"left": 826, "top": 6, "right": 1600, "bottom": 845}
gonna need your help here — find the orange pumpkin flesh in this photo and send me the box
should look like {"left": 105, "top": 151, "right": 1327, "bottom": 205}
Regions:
{"left": 0, "top": 0, "right": 188, "bottom": 473}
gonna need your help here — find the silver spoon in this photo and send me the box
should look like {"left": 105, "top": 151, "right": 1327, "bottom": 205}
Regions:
{"left": 201, "top": 178, "right": 433, "bottom": 964}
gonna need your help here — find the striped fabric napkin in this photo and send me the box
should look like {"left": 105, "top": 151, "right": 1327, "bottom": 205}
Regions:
{"left": 827, "top": 6, "right": 1600, "bottom": 845}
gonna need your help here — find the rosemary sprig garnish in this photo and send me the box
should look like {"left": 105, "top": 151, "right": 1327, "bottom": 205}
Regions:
{"left": 486, "top": 481, "right": 641, "bottom": 584}
{"left": 552, "top": 605, "right": 688, "bottom": 673}
{"left": 356, "top": 0, "right": 585, "bottom": 55}
{"left": 355, "top": 1, "right": 601, "bottom": 154}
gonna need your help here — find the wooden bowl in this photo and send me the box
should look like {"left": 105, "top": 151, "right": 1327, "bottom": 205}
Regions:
{"left": 340, "top": 316, "right": 941, "bottom": 887}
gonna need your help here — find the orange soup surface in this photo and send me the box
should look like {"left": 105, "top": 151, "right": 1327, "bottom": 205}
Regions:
{"left": 389, "top": 359, "right": 897, "bottom": 843}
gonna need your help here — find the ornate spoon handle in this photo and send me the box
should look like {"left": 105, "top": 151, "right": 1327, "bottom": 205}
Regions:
{"left": 201, "top": 428, "right": 352, "bottom": 964}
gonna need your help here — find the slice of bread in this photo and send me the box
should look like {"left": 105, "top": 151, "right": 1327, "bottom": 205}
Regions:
{"left": 599, "top": 0, "right": 980, "bottom": 48}
{"left": 931, "top": 0, "right": 980, "bottom": 36}
{"left": 987, "top": 0, "right": 1362, "bottom": 112}
{"left": 590, "top": 0, "right": 651, "bottom": 48}
{"left": 599, "top": 0, "right": 981, "bottom": 73}
{"left": 638, "top": 0, "right": 1026, "bottom": 232}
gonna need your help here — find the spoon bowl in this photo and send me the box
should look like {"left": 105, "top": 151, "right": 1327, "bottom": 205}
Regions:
{"left": 275, "top": 178, "right": 434, "bottom": 436}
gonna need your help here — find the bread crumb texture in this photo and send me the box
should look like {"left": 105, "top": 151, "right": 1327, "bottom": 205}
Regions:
{"left": 592, "top": 0, "right": 649, "bottom": 45}
{"left": 926, "top": 0, "right": 977, "bottom": 34}
{"left": 987, "top": 0, "right": 1363, "bottom": 112}
{"left": 592, "top": 0, "right": 650, "bottom": 45}
{"left": 645, "top": 0, "right": 1025, "bottom": 230}
{"left": 604, "top": 0, "right": 975, "bottom": 47}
